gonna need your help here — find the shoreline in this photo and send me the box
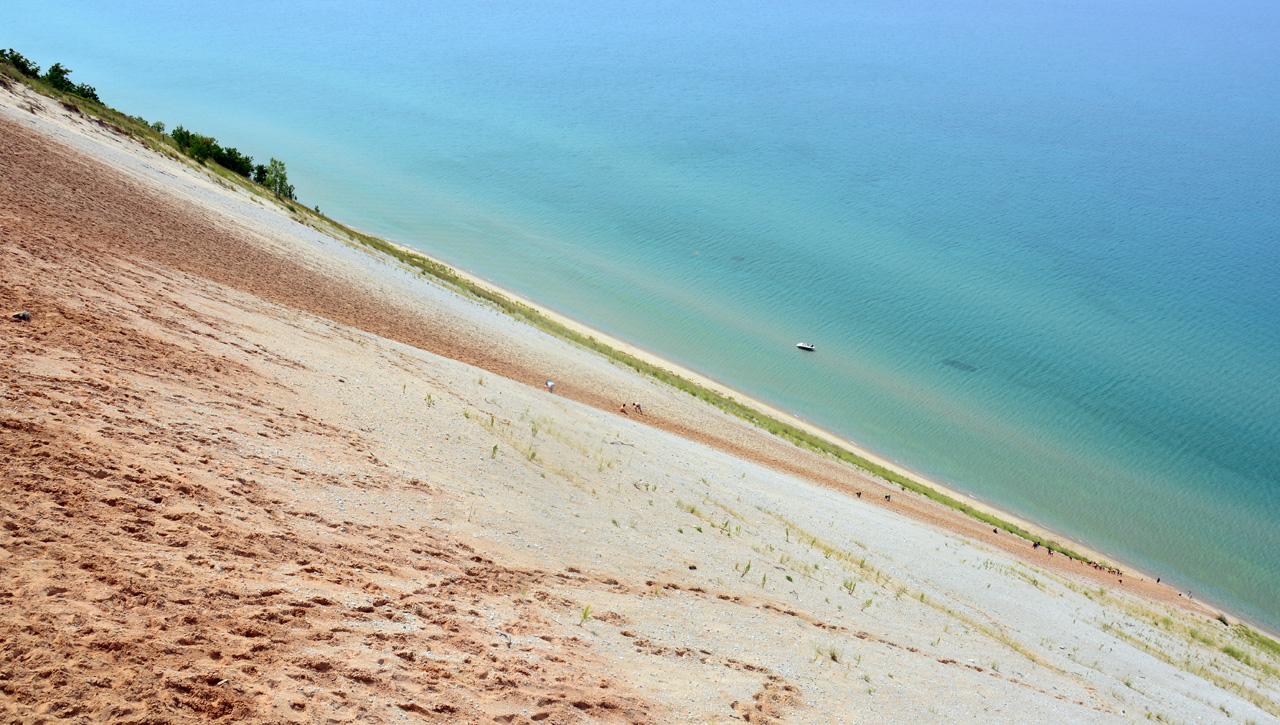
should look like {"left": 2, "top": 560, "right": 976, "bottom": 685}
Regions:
{"left": 446, "top": 248, "right": 1280, "bottom": 637}
{"left": 349, "top": 226, "right": 1280, "bottom": 643}
{"left": 370, "top": 237, "right": 1243, "bottom": 623}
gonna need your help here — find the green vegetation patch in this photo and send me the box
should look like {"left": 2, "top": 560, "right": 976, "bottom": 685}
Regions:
{"left": 2, "top": 49, "right": 297, "bottom": 202}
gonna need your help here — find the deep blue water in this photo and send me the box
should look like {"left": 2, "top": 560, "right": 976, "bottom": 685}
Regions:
{"left": 9, "top": 0, "right": 1280, "bottom": 630}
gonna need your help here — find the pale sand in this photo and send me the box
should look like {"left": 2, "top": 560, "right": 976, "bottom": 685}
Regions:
{"left": 3, "top": 78, "right": 1278, "bottom": 723}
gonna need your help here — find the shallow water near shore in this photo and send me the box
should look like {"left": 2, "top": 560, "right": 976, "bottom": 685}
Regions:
{"left": 11, "top": 0, "right": 1280, "bottom": 630}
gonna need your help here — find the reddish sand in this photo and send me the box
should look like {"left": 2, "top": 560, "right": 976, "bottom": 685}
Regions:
{"left": 0, "top": 116, "right": 657, "bottom": 724}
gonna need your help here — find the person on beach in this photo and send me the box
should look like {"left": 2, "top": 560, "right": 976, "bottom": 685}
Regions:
{"left": 634, "top": 401, "right": 643, "bottom": 414}
{"left": 620, "top": 404, "right": 628, "bottom": 415}
{"left": 545, "top": 380, "right": 555, "bottom": 393}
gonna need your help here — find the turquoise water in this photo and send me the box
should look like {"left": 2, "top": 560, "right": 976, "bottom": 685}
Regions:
{"left": 10, "top": 1, "right": 1280, "bottom": 630}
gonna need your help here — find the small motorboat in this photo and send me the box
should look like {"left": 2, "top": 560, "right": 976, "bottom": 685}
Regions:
{"left": 796, "top": 342, "right": 815, "bottom": 351}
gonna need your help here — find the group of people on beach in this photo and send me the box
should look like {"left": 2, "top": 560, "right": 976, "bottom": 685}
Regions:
{"left": 1032, "top": 540, "right": 1128, "bottom": 577}
{"left": 1080, "top": 559, "right": 1123, "bottom": 576}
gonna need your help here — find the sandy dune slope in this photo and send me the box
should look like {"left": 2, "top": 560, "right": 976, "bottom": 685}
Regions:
{"left": 2, "top": 81, "right": 1278, "bottom": 723}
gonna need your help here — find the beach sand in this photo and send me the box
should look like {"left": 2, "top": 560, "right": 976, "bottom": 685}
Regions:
{"left": 2, "top": 78, "right": 1278, "bottom": 723}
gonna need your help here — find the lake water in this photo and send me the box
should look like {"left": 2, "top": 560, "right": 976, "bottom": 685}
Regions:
{"left": 10, "top": 0, "right": 1280, "bottom": 630}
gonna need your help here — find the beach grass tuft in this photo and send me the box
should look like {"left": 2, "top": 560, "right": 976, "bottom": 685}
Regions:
{"left": 1235, "top": 624, "right": 1280, "bottom": 661}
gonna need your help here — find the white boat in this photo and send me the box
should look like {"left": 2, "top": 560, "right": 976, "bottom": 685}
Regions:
{"left": 796, "top": 342, "right": 815, "bottom": 351}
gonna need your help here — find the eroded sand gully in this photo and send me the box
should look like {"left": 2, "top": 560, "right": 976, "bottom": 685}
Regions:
{"left": 2, "top": 85, "right": 1278, "bottom": 724}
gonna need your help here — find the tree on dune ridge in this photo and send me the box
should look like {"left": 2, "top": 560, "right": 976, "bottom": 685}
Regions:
{"left": 264, "top": 158, "right": 296, "bottom": 200}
